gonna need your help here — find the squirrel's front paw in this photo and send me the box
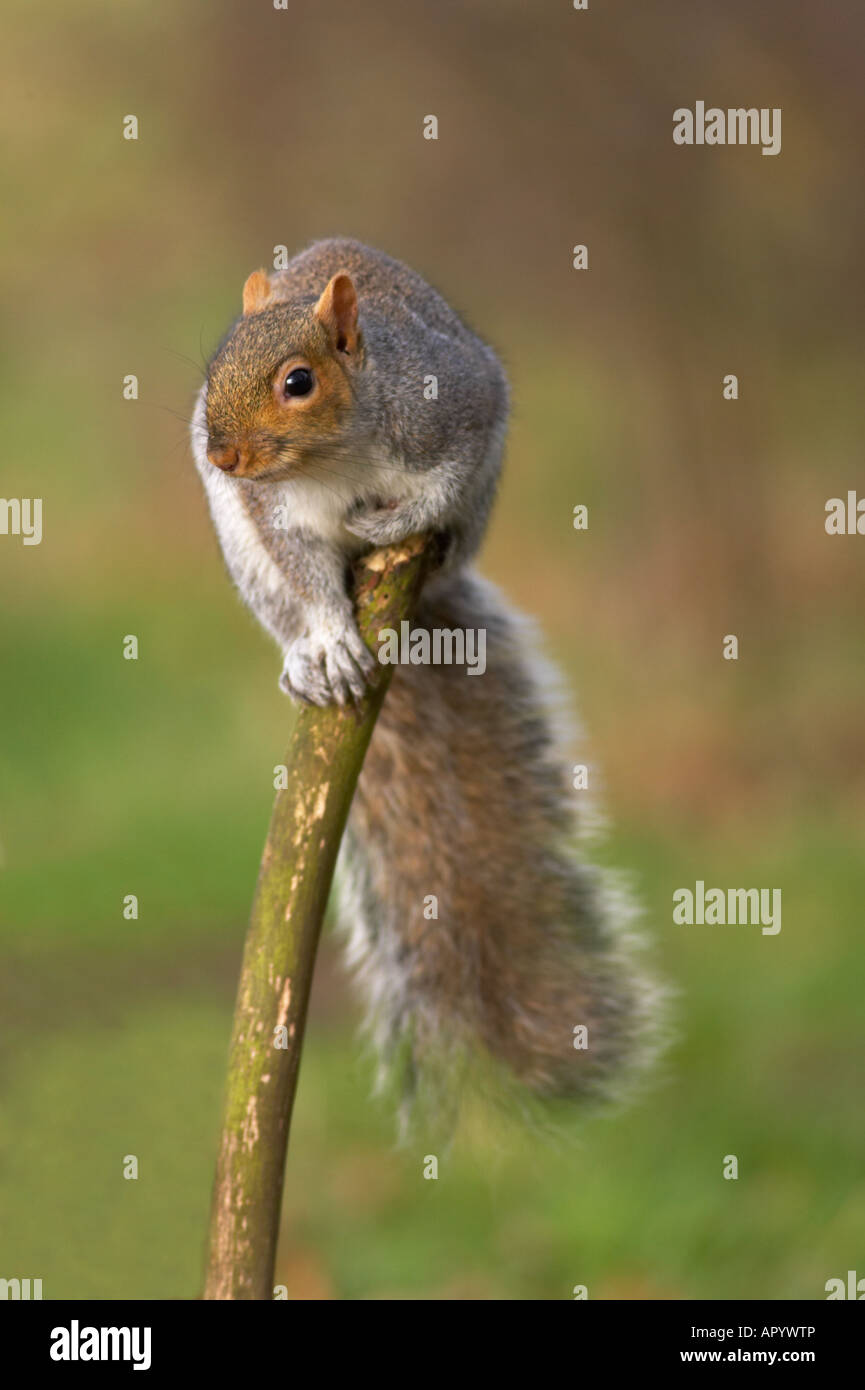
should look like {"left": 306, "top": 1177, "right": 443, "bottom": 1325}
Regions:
{"left": 345, "top": 499, "right": 415, "bottom": 547}
{"left": 279, "top": 621, "right": 377, "bottom": 708}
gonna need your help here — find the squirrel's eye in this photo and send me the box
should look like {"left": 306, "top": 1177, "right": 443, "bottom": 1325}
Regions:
{"left": 283, "top": 367, "right": 314, "bottom": 398}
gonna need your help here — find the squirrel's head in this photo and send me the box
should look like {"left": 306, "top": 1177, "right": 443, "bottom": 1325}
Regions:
{"left": 204, "top": 269, "right": 363, "bottom": 481}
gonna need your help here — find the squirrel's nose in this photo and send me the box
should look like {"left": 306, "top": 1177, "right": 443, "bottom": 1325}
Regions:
{"left": 208, "top": 443, "right": 244, "bottom": 473}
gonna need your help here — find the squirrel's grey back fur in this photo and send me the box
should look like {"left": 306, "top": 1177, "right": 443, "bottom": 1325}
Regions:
{"left": 265, "top": 236, "right": 509, "bottom": 568}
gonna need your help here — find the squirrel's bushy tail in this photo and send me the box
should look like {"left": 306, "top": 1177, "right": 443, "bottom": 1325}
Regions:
{"left": 337, "top": 569, "right": 664, "bottom": 1127}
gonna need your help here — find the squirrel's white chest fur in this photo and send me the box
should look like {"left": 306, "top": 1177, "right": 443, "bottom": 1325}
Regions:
{"left": 191, "top": 388, "right": 420, "bottom": 584}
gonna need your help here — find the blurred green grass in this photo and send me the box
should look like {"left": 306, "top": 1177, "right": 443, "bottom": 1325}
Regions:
{"left": 2, "top": 800, "right": 863, "bottom": 1299}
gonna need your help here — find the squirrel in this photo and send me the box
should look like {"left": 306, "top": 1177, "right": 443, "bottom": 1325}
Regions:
{"left": 191, "top": 237, "right": 662, "bottom": 1128}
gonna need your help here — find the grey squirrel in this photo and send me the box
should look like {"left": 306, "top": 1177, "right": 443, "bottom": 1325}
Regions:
{"left": 191, "top": 238, "right": 661, "bottom": 1125}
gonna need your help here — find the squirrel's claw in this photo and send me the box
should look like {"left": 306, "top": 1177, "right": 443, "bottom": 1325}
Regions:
{"left": 280, "top": 623, "right": 377, "bottom": 708}
{"left": 324, "top": 643, "right": 367, "bottom": 706}
{"left": 278, "top": 658, "right": 329, "bottom": 708}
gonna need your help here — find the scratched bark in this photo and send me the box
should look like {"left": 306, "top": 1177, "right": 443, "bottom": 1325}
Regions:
{"left": 203, "top": 534, "right": 430, "bottom": 1300}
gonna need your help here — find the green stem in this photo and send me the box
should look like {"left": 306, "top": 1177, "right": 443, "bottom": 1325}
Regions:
{"left": 203, "top": 534, "right": 430, "bottom": 1300}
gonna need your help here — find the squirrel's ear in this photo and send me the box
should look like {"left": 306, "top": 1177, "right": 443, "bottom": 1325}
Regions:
{"left": 242, "top": 269, "right": 273, "bottom": 317}
{"left": 315, "top": 272, "right": 359, "bottom": 354}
